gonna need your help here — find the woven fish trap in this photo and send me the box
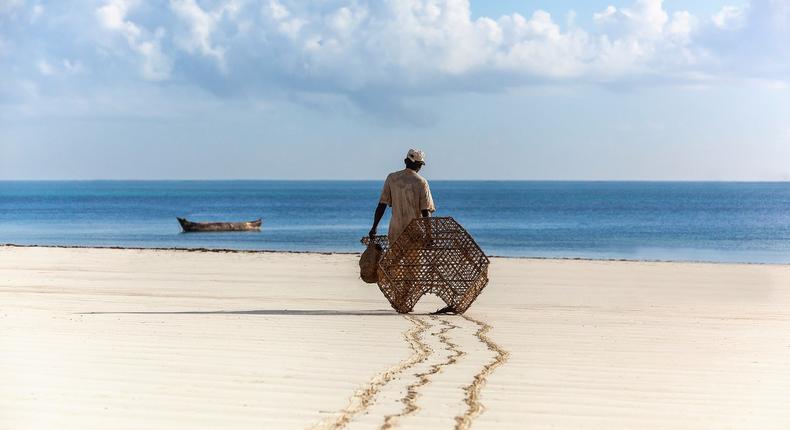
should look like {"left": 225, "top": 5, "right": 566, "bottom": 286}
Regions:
{"left": 362, "top": 216, "right": 489, "bottom": 314}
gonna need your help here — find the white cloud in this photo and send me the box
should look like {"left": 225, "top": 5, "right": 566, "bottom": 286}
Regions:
{"left": 493, "top": 11, "right": 591, "bottom": 78}
{"left": 621, "top": 0, "right": 669, "bottom": 38}
{"left": 594, "top": 6, "right": 617, "bottom": 24}
{"left": 37, "top": 59, "right": 53, "bottom": 76}
{"left": 34, "top": 58, "right": 88, "bottom": 77}
{"left": 712, "top": 5, "right": 748, "bottom": 30}
{"left": 96, "top": 0, "right": 140, "bottom": 38}
{"left": 267, "top": 0, "right": 289, "bottom": 20}
{"left": 31, "top": 3, "right": 43, "bottom": 19}
{"left": 254, "top": 0, "right": 709, "bottom": 87}
{"left": 82, "top": 0, "right": 784, "bottom": 92}
{"left": 278, "top": 17, "right": 305, "bottom": 39}
{"left": 62, "top": 59, "right": 87, "bottom": 75}
{"left": 667, "top": 11, "right": 696, "bottom": 44}
{"left": 96, "top": 0, "right": 172, "bottom": 80}
{"left": 170, "top": 0, "right": 233, "bottom": 71}
{"left": 2, "top": 0, "right": 785, "bottom": 121}
{"left": 265, "top": 0, "right": 306, "bottom": 39}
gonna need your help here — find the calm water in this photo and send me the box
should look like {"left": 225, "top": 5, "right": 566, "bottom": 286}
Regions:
{"left": 1, "top": 181, "right": 789, "bottom": 263}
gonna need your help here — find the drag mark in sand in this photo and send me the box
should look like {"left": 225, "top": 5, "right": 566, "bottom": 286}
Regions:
{"left": 436, "top": 317, "right": 466, "bottom": 371}
{"left": 454, "top": 314, "right": 510, "bottom": 430}
{"left": 380, "top": 316, "right": 465, "bottom": 430}
{"left": 310, "top": 315, "right": 432, "bottom": 430}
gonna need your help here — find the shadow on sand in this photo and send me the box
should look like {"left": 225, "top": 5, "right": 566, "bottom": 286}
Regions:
{"left": 77, "top": 309, "right": 404, "bottom": 317}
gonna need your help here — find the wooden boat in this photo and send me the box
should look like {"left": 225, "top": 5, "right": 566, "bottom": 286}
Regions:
{"left": 177, "top": 217, "right": 262, "bottom": 232}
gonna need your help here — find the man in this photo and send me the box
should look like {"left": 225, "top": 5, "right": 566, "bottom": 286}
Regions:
{"left": 370, "top": 149, "right": 454, "bottom": 314}
{"left": 369, "top": 149, "right": 435, "bottom": 244}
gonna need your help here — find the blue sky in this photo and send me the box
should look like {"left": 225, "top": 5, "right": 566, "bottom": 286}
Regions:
{"left": 1, "top": 0, "right": 788, "bottom": 180}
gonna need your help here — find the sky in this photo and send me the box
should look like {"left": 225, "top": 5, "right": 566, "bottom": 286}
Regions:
{"left": 1, "top": 0, "right": 789, "bottom": 180}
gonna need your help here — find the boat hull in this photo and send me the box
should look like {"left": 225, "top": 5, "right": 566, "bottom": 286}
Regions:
{"left": 177, "top": 217, "right": 262, "bottom": 232}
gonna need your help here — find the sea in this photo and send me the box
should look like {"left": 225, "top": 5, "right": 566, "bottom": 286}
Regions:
{"left": 1, "top": 181, "right": 789, "bottom": 264}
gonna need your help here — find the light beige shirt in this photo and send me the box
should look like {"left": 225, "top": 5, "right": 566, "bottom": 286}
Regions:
{"left": 379, "top": 168, "right": 435, "bottom": 243}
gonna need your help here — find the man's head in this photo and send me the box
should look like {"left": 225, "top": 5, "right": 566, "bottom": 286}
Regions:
{"left": 404, "top": 148, "right": 426, "bottom": 172}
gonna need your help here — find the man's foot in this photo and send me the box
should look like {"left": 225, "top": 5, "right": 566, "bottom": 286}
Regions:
{"left": 432, "top": 305, "right": 456, "bottom": 315}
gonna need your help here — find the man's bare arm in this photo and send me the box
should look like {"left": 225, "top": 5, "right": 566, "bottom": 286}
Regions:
{"left": 421, "top": 209, "right": 432, "bottom": 243}
{"left": 369, "top": 203, "right": 387, "bottom": 238}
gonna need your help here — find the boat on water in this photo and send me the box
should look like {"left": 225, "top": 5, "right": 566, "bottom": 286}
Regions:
{"left": 177, "top": 217, "right": 262, "bottom": 232}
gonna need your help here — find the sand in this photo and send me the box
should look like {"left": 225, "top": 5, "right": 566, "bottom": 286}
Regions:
{"left": 1, "top": 245, "right": 790, "bottom": 429}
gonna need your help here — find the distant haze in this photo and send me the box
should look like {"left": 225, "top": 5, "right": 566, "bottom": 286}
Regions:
{"left": 1, "top": 0, "right": 789, "bottom": 180}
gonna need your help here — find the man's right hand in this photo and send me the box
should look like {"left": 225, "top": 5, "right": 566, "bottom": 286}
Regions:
{"left": 368, "top": 228, "right": 377, "bottom": 239}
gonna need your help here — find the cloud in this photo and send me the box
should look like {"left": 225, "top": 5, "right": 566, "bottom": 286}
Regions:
{"left": 621, "top": 0, "right": 669, "bottom": 38}
{"left": 593, "top": 6, "right": 618, "bottom": 23}
{"left": 35, "top": 58, "right": 88, "bottom": 77}
{"left": 170, "top": 0, "right": 239, "bottom": 72}
{"left": 37, "top": 59, "right": 53, "bottom": 76}
{"left": 96, "top": 0, "right": 172, "bottom": 80}
{"left": 62, "top": 59, "right": 87, "bottom": 75}
{"left": 701, "top": 0, "right": 790, "bottom": 80}
{"left": 227, "top": 0, "right": 708, "bottom": 96}
{"left": 265, "top": 0, "right": 307, "bottom": 39}
{"left": 712, "top": 5, "right": 748, "bottom": 30}
{"left": 63, "top": 0, "right": 790, "bottom": 88}
{"left": 3, "top": 0, "right": 790, "bottom": 122}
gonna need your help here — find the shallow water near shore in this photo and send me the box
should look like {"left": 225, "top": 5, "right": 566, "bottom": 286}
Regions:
{"left": 1, "top": 180, "right": 789, "bottom": 263}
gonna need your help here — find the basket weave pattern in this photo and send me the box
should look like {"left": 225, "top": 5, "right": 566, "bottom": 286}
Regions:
{"left": 363, "top": 217, "right": 489, "bottom": 314}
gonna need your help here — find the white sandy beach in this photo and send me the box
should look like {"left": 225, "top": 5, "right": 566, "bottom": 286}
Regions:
{"left": 1, "top": 246, "right": 790, "bottom": 429}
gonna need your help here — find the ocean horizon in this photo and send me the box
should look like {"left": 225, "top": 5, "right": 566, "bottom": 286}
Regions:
{"left": 2, "top": 180, "right": 789, "bottom": 264}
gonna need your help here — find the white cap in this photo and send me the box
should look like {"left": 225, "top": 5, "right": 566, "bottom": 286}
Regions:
{"left": 407, "top": 148, "right": 426, "bottom": 164}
